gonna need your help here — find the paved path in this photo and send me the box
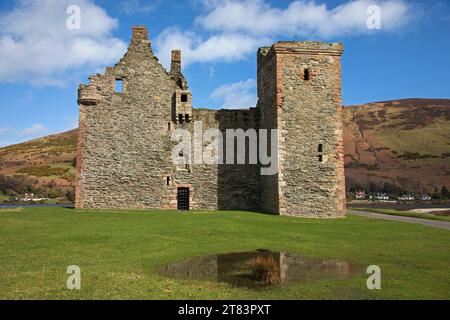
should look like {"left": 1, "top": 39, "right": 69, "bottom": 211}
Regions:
{"left": 349, "top": 210, "right": 450, "bottom": 231}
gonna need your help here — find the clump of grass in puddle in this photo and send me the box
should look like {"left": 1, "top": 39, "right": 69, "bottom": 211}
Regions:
{"left": 249, "top": 256, "right": 281, "bottom": 285}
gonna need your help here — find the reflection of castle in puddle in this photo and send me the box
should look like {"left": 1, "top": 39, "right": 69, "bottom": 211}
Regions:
{"left": 159, "top": 251, "right": 359, "bottom": 288}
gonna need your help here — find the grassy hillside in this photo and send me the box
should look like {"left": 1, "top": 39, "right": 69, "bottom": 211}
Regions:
{"left": 0, "top": 129, "right": 77, "bottom": 201}
{"left": 0, "top": 98, "right": 449, "bottom": 200}
{"left": 343, "top": 98, "right": 450, "bottom": 194}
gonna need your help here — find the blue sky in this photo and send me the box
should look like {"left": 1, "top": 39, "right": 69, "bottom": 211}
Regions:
{"left": 0, "top": 0, "right": 449, "bottom": 147}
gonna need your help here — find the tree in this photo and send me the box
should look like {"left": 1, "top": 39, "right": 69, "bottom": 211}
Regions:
{"left": 0, "top": 174, "right": 38, "bottom": 196}
{"left": 66, "top": 189, "right": 75, "bottom": 203}
{"left": 441, "top": 186, "right": 450, "bottom": 199}
{"left": 47, "top": 190, "right": 60, "bottom": 199}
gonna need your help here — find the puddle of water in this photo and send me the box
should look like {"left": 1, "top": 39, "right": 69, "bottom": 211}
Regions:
{"left": 158, "top": 251, "right": 359, "bottom": 289}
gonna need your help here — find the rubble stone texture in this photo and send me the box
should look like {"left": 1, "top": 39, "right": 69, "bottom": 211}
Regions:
{"left": 76, "top": 27, "right": 346, "bottom": 217}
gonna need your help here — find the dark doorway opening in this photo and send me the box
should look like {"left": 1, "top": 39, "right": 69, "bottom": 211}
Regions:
{"left": 177, "top": 187, "right": 190, "bottom": 211}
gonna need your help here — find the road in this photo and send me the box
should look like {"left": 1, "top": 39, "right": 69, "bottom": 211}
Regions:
{"left": 349, "top": 210, "right": 450, "bottom": 231}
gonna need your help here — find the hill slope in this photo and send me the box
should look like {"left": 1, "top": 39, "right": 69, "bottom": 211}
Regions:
{"left": 0, "top": 130, "right": 77, "bottom": 199}
{"left": 0, "top": 99, "right": 449, "bottom": 199}
{"left": 343, "top": 98, "right": 450, "bottom": 193}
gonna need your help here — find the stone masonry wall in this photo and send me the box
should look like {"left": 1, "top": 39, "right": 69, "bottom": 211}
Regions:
{"left": 76, "top": 27, "right": 261, "bottom": 211}
{"left": 77, "top": 27, "right": 179, "bottom": 209}
{"left": 272, "top": 42, "right": 346, "bottom": 217}
{"left": 257, "top": 47, "right": 280, "bottom": 214}
{"left": 76, "top": 26, "right": 346, "bottom": 218}
{"left": 172, "top": 108, "right": 260, "bottom": 211}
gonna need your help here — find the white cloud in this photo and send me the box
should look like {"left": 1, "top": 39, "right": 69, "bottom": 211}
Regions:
{"left": 210, "top": 79, "right": 257, "bottom": 109}
{"left": 19, "top": 124, "right": 48, "bottom": 136}
{"left": 0, "top": 128, "right": 12, "bottom": 137}
{"left": 0, "top": 0, "right": 127, "bottom": 86}
{"left": 154, "top": 0, "right": 413, "bottom": 69}
{"left": 63, "top": 115, "right": 79, "bottom": 130}
{"left": 196, "top": 0, "right": 412, "bottom": 37}
{"left": 208, "top": 66, "right": 216, "bottom": 78}
{"left": 0, "top": 116, "right": 78, "bottom": 147}
{"left": 119, "top": 0, "right": 160, "bottom": 15}
{"left": 155, "top": 28, "right": 268, "bottom": 69}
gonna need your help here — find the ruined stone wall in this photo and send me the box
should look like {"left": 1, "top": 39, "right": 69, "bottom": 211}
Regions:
{"left": 182, "top": 108, "right": 261, "bottom": 211}
{"left": 76, "top": 26, "right": 346, "bottom": 217}
{"left": 76, "top": 27, "right": 261, "bottom": 211}
{"left": 273, "top": 42, "right": 346, "bottom": 217}
{"left": 217, "top": 109, "right": 261, "bottom": 211}
{"left": 76, "top": 27, "right": 179, "bottom": 209}
{"left": 257, "top": 48, "right": 280, "bottom": 214}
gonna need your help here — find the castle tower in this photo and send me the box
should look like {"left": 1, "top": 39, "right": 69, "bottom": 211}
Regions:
{"left": 258, "top": 42, "right": 346, "bottom": 217}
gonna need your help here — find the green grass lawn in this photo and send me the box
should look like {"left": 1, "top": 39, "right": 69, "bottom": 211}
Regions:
{"left": 0, "top": 207, "right": 449, "bottom": 300}
{"left": 352, "top": 207, "right": 450, "bottom": 222}
{"left": 0, "top": 194, "right": 10, "bottom": 203}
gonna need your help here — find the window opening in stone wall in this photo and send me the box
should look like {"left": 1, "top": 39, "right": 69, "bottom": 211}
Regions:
{"left": 115, "top": 79, "right": 123, "bottom": 93}
{"left": 181, "top": 94, "right": 188, "bottom": 102}
{"left": 178, "top": 114, "right": 184, "bottom": 123}
{"left": 304, "top": 69, "right": 311, "bottom": 81}
{"left": 166, "top": 177, "right": 171, "bottom": 186}
{"left": 318, "top": 144, "right": 324, "bottom": 163}
{"left": 185, "top": 114, "right": 190, "bottom": 123}
{"left": 168, "top": 122, "right": 171, "bottom": 131}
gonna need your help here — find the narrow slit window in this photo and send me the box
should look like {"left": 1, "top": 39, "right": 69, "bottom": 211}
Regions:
{"left": 168, "top": 122, "right": 171, "bottom": 131}
{"left": 166, "top": 177, "right": 170, "bottom": 186}
{"left": 318, "top": 144, "right": 324, "bottom": 163}
{"left": 304, "top": 69, "right": 311, "bottom": 81}
{"left": 181, "top": 94, "right": 188, "bottom": 103}
{"left": 178, "top": 114, "right": 184, "bottom": 123}
{"left": 115, "top": 79, "right": 123, "bottom": 93}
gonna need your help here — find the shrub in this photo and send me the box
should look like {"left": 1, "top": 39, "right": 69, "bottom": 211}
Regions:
{"left": 249, "top": 256, "right": 280, "bottom": 285}
{"left": 17, "top": 165, "right": 69, "bottom": 177}
{"left": 442, "top": 186, "right": 450, "bottom": 199}
{"left": 0, "top": 174, "right": 38, "bottom": 195}
{"left": 66, "top": 189, "right": 75, "bottom": 203}
{"left": 397, "top": 152, "right": 438, "bottom": 160}
{"left": 47, "top": 190, "right": 60, "bottom": 199}
{"left": 62, "top": 173, "right": 75, "bottom": 182}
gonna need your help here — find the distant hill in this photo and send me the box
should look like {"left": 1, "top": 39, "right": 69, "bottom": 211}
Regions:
{"left": 0, "top": 98, "right": 449, "bottom": 200}
{"left": 0, "top": 129, "right": 77, "bottom": 200}
{"left": 343, "top": 98, "right": 450, "bottom": 194}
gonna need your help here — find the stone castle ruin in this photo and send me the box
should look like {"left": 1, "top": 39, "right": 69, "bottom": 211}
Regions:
{"left": 75, "top": 26, "right": 346, "bottom": 217}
